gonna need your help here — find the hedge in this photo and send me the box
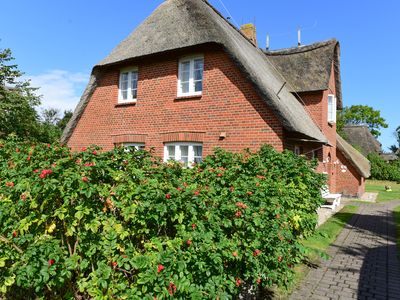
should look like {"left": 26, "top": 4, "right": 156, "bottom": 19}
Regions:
{"left": 0, "top": 138, "right": 325, "bottom": 299}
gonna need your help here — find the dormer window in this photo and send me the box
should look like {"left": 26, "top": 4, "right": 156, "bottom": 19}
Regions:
{"left": 327, "top": 94, "right": 337, "bottom": 123}
{"left": 118, "top": 68, "right": 138, "bottom": 103}
{"left": 178, "top": 56, "right": 204, "bottom": 97}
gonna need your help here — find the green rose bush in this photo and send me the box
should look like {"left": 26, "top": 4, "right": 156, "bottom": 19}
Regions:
{"left": 0, "top": 138, "right": 325, "bottom": 299}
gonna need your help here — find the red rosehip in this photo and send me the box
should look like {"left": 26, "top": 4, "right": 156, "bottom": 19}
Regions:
{"left": 112, "top": 261, "right": 118, "bottom": 268}
{"left": 192, "top": 223, "right": 197, "bottom": 230}
{"left": 276, "top": 214, "right": 281, "bottom": 219}
{"left": 33, "top": 169, "right": 39, "bottom": 173}
{"left": 177, "top": 187, "right": 182, "bottom": 191}
{"left": 168, "top": 282, "right": 177, "bottom": 296}
{"left": 278, "top": 256, "right": 283, "bottom": 262}
{"left": 194, "top": 191, "right": 199, "bottom": 196}
{"left": 27, "top": 156, "right": 31, "bottom": 161}
{"left": 186, "top": 240, "right": 192, "bottom": 246}
{"left": 229, "top": 186, "right": 235, "bottom": 192}
{"left": 235, "top": 211, "right": 242, "bottom": 218}
{"left": 12, "top": 231, "right": 17, "bottom": 238}
{"left": 92, "top": 150, "right": 97, "bottom": 155}
{"left": 48, "top": 259, "right": 55, "bottom": 266}
{"left": 253, "top": 249, "right": 261, "bottom": 257}
{"left": 82, "top": 177, "right": 89, "bottom": 182}
{"left": 165, "top": 194, "right": 171, "bottom": 199}
{"left": 81, "top": 147, "right": 87, "bottom": 152}
{"left": 6, "top": 182, "right": 14, "bottom": 187}
{"left": 236, "top": 278, "right": 241, "bottom": 287}
{"left": 217, "top": 173, "right": 223, "bottom": 177}
{"left": 232, "top": 251, "right": 238, "bottom": 257}
{"left": 256, "top": 278, "right": 262, "bottom": 285}
{"left": 20, "top": 193, "right": 27, "bottom": 201}
{"left": 157, "top": 264, "right": 164, "bottom": 273}
{"left": 47, "top": 144, "right": 51, "bottom": 148}
{"left": 247, "top": 191, "right": 253, "bottom": 196}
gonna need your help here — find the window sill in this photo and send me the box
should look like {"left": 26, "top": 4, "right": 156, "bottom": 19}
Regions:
{"left": 115, "top": 101, "right": 137, "bottom": 107}
{"left": 328, "top": 121, "right": 336, "bottom": 127}
{"left": 174, "top": 95, "right": 202, "bottom": 101}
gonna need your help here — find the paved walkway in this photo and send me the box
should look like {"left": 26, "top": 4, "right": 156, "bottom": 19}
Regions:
{"left": 290, "top": 201, "right": 400, "bottom": 300}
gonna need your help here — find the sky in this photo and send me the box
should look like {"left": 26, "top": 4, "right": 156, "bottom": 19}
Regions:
{"left": 0, "top": 0, "right": 398, "bottom": 150}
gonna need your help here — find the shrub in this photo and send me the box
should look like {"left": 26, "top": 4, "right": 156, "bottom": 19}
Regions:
{"left": 0, "top": 138, "right": 325, "bottom": 299}
{"left": 368, "top": 153, "right": 400, "bottom": 182}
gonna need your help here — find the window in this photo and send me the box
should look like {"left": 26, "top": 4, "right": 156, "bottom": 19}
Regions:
{"left": 294, "top": 146, "right": 301, "bottom": 155}
{"left": 118, "top": 68, "right": 138, "bottom": 103}
{"left": 327, "top": 94, "right": 337, "bottom": 123}
{"left": 178, "top": 56, "right": 204, "bottom": 97}
{"left": 123, "top": 143, "right": 145, "bottom": 151}
{"left": 164, "top": 143, "right": 203, "bottom": 166}
{"left": 311, "top": 149, "right": 318, "bottom": 159}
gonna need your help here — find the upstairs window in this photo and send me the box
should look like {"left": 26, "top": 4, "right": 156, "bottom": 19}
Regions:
{"left": 119, "top": 68, "right": 138, "bottom": 103}
{"left": 178, "top": 56, "right": 204, "bottom": 97}
{"left": 164, "top": 143, "right": 203, "bottom": 167}
{"left": 327, "top": 94, "right": 337, "bottom": 123}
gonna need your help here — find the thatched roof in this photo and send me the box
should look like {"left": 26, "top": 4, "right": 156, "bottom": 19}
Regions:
{"left": 337, "top": 134, "right": 371, "bottom": 178}
{"left": 342, "top": 125, "right": 381, "bottom": 156}
{"left": 265, "top": 40, "right": 342, "bottom": 108}
{"left": 61, "top": 0, "right": 328, "bottom": 144}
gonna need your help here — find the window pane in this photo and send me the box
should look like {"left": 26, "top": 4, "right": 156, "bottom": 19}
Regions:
{"left": 194, "top": 59, "right": 204, "bottom": 70}
{"left": 194, "top": 81, "right": 202, "bottom": 92}
{"left": 121, "top": 73, "right": 129, "bottom": 81}
{"left": 181, "top": 61, "right": 190, "bottom": 72}
{"left": 180, "top": 146, "right": 189, "bottom": 165}
{"left": 122, "top": 90, "right": 128, "bottom": 100}
{"left": 194, "top": 69, "right": 203, "bottom": 81}
{"left": 181, "top": 71, "right": 190, "bottom": 82}
{"left": 180, "top": 146, "right": 189, "bottom": 157}
{"left": 193, "top": 146, "right": 202, "bottom": 157}
{"left": 167, "top": 146, "right": 175, "bottom": 160}
{"left": 181, "top": 81, "right": 189, "bottom": 94}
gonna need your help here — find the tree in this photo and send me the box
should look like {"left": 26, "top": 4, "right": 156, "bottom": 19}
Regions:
{"left": 390, "top": 126, "right": 400, "bottom": 153}
{"left": 0, "top": 48, "right": 42, "bottom": 140}
{"left": 337, "top": 105, "right": 388, "bottom": 137}
{"left": 57, "top": 110, "right": 73, "bottom": 131}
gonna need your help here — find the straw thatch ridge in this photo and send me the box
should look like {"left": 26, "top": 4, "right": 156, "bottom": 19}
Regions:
{"left": 62, "top": 0, "right": 328, "bottom": 144}
{"left": 342, "top": 125, "right": 381, "bottom": 156}
{"left": 337, "top": 134, "right": 371, "bottom": 178}
{"left": 265, "top": 39, "right": 342, "bottom": 108}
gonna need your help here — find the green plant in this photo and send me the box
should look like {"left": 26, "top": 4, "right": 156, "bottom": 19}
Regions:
{"left": 368, "top": 153, "right": 400, "bottom": 182}
{"left": 0, "top": 139, "right": 325, "bottom": 299}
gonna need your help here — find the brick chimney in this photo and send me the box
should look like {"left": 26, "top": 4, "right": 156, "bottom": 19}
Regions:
{"left": 240, "top": 23, "right": 258, "bottom": 47}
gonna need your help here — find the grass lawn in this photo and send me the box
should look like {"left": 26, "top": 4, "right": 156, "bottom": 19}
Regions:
{"left": 275, "top": 205, "right": 359, "bottom": 298}
{"left": 366, "top": 180, "right": 400, "bottom": 202}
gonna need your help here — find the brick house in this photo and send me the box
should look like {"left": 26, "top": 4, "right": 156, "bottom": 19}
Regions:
{"left": 62, "top": 0, "right": 370, "bottom": 197}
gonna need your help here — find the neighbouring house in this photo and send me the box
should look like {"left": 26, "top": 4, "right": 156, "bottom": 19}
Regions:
{"left": 341, "top": 125, "right": 382, "bottom": 156}
{"left": 62, "top": 0, "right": 370, "bottom": 197}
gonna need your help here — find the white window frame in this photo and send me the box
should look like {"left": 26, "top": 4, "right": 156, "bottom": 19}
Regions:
{"left": 327, "top": 94, "right": 337, "bottom": 123}
{"left": 123, "top": 143, "right": 145, "bottom": 151}
{"left": 177, "top": 55, "right": 204, "bottom": 97}
{"left": 118, "top": 67, "right": 139, "bottom": 104}
{"left": 164, "top": 142, "right": 203, "bottom": 166}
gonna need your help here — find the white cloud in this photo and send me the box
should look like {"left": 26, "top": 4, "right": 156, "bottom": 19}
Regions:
{"left": 27, "top": 70, "right": 89, "bottom": 113}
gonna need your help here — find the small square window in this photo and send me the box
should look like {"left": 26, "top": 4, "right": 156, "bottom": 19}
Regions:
{"left": 118, "top": 68, "right": 138, "bottom": 103}
{"left": 178, "top": 56, "right": 204, "bottom": 97}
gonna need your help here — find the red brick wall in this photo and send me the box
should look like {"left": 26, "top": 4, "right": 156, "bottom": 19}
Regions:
{"left": 297, "top": 63, "right": 338, "bottom": 192}
{"left": 336, "top": 150, "right": 365, "bottom": 197}
{"left": 67, "top": 45, "right": 284, "bottom": 157}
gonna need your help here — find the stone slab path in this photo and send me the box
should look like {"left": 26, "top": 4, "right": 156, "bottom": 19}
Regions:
{"left": 290, "top": 201, "right": 400, "bottom": 300}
